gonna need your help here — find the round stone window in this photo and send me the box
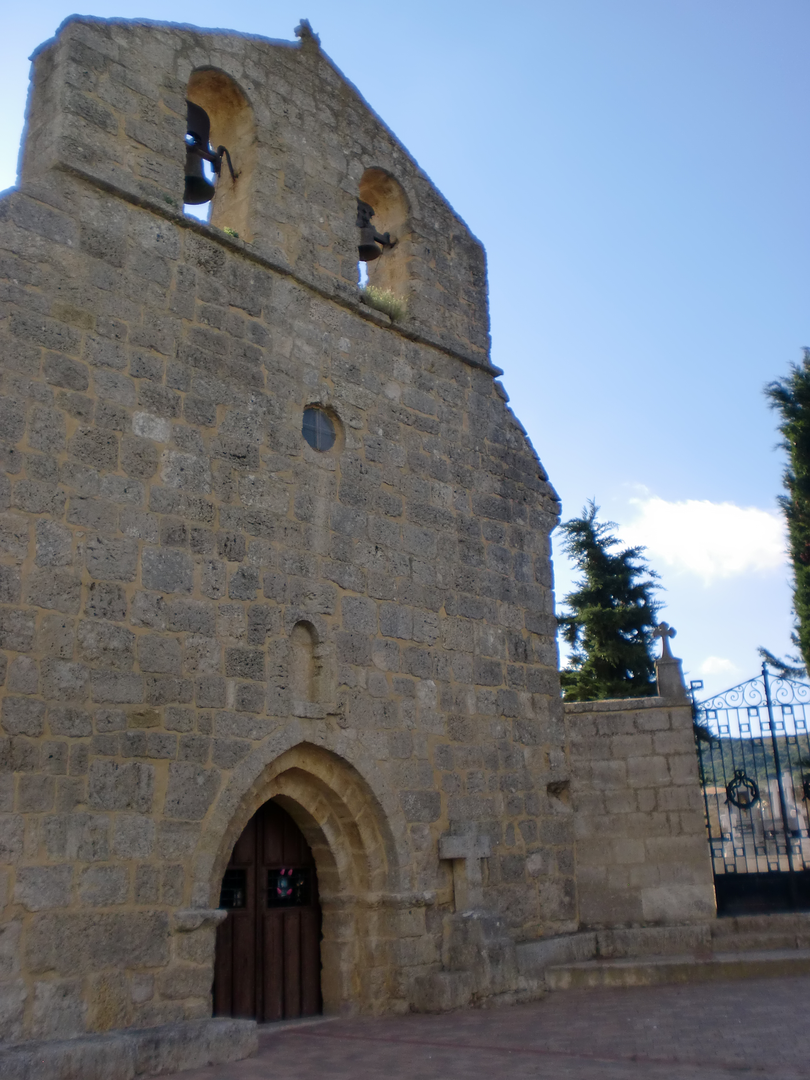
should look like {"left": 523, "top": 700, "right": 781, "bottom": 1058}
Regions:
{"left": 302, "top": 407, "right": 336, "bottom": 452}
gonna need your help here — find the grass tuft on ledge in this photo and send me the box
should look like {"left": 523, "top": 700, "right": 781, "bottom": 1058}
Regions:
{"left": 360, "top": 285, "right": 407, "bottom": 322}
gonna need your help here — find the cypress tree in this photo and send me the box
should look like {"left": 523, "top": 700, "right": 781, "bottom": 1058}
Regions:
{"left": 557, "top": 500, "right": 660, "bottom": 701}
{"left": 764, "top": 348, "right": 810, "bottom": 672}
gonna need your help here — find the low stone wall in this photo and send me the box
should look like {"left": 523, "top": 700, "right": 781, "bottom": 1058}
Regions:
{"left": 0, "top": 1017, "right": 257, "bottom": 1080}
{"left": 566, "top": 695, "right": 715, "bottom": 928}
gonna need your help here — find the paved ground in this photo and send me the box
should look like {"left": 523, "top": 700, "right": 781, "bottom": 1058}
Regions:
{"left": 173, "top": 977, "right": 810, "bottom": 1079}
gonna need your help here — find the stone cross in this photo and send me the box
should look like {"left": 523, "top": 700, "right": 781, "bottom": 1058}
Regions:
{"left": 438, "top": 833, "right": 492, "bottom": 911}
{"left": 653, "top": 621, "right": 676, "bottom": 660}
{"left": 294, "top": 19, "right": 321, "bottom": 49}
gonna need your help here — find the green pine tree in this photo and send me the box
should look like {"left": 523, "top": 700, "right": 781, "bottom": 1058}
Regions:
{"left": 557, "top": 501, "right": 660, "bottom": 701}
{"left": 764, "top": 347, "right": 810, "bottom": 673}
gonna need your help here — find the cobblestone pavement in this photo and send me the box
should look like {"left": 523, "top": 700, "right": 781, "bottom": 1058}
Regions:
{"left": 172, "top": 977, "right": 810, "bottom": 1079}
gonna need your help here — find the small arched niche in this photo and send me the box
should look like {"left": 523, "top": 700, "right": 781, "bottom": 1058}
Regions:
{"left": 290, "top": 620, "right": 320, "bottom": 705}
{"left": 358, "top": 168, "right": 410, "bottom": 295}
{"left": 186, "top": 68, "right": 257, "bottom": 240}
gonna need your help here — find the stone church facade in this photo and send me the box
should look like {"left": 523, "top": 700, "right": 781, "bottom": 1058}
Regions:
{"left": 0, "top": 16, "right": 714, "bottom": 1074}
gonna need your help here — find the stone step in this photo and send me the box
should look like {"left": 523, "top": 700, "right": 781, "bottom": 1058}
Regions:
{"left": 710, "top": 931, "right": 809, "bottom": 952}
{"left": 545, "top": 949, "right": 810, "bottom": 992}
{"left": 596, "top": 924, "right": 709, "bottom": 959}
{"left": 712, "top": 911, "right": 810, "bottom": 936}
{"left": 710, "top": 912, "right": 810, "bottom": 952}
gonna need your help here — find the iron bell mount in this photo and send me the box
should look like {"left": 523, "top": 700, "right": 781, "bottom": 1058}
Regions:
{"left": 183, "top": 101, "right": 238, "bottom": 206}
{"left": 356, "top": 199, "right": 396, "bottom": 262}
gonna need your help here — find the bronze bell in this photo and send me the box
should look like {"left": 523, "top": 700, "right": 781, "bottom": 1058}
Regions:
{"left": 356, "top": 198, "right": 394, "bottom": 263}
{"left": 358, "top": 225, "right": 382, "bottom": 262}
{"left": 183, "top": 152, "right": 216, "bottom": 205}
{"left": 184, "top": 101, "right": 216, "bottom": 205}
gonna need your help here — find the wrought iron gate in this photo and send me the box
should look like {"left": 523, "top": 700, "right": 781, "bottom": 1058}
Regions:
{"left": 693, "top": 665, "right": 810, "bottom": 915}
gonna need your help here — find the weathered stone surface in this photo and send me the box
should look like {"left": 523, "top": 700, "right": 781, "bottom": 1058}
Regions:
{"left": 85, "top": 535, "right": 139, "bottom": 582}
{"left": 27, "top": 911, "right": 170, "bottom": 974}
{"left": 88, "top": 761, "right": 154, "bottom": 812}
{"left": 0, "top": 566, "right": 21, "bottom": 604}
{"left": 0, "top": 816, "right": 25, "bottom": 863}
{"left": 44, "top": 813, "right": 109, "bottom": 862}
{"left": 0, "top": 919, "right": 22, "bottom": 978}
{"left": 26, "top": 569, "right": 81, "bottom": 613}
{"left": 79, "top": 865, "right": 130, "bottom": 906}
{"left": 0, "top": 608, "right": 35, "bottom": 652}
{"left": 138, "top": 634, "right": 182, "bottom": 674}
{"left": 164, "top": 763, "right": 220, "bottom": 821}
{"left": 0, "top": 513, "right": 29, "bottom": 561}
{"left": 0, "top": 1017, "right": 257, "bottom": 1079}
{"left": 566, "top": 698, "right": 715, "bottom": 929}
{"left": 2, "top": 697, "right": 45, "bottom": 737}
{"left": 0, "top": 979, "right": 26, "bottom": 1042}
{"left": 91, "top": 672, "right": 143, "bottom": 704}
{"left": 35, "top": 520, "right": 73, "bottom": 567}
{"left": 113, "top": 815, "right": 156, "bottom": 858}
{"left": 142, "top": 548, "right": 194, "bottom": 594}
{"left": 14, "top": 866, "right": 73, "bottom": 912}
{"left": 78, "top": 620, "right": 135, "bottom": 670}
{"left": 7, "top": 656, "right": 39, "bottom": 695}
{"left": 31, "top": 978, "right": 87, "bottom": 1039}
{"left": 0, "top": 13, "right": 712, "bottom": 1053}
{"left": 41, "top": 660, "right": 89, "bottom": 702}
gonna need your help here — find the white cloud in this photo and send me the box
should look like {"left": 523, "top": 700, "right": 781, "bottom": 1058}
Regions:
{"left": 622, "top": 496, "right": 786, "bottom": 584}
{"left": 699, "top": 655, "right": 740, "bottom": 677}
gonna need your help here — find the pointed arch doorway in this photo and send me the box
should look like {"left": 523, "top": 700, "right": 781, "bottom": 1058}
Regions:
{"left": 213, "top": 799, "right": 322, "bottom": 1022}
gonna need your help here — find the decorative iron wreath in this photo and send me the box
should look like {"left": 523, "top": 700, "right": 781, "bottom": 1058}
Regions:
{"left": 726, "top": 769, "right": 759, "bottom": 810}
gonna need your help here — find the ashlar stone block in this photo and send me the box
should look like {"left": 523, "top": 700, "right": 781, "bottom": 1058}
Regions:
{"left": 14, "top": 866, "right": 73, "bottom": 911}
{"left": 88, "top": 760, "right": 154, "bottom": 812}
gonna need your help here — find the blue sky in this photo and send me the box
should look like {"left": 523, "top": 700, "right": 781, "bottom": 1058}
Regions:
{"left": 2, "top": 1, "right": 808, "bottom": 696}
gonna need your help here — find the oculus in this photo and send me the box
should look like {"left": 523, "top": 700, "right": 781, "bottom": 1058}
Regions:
{"left": 302, "top": 407, "right": 336, "bottom": 452}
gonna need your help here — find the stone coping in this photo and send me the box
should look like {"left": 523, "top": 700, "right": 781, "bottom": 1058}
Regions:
{"left": 564, "top": 695, "right": 689, "bottom": 714}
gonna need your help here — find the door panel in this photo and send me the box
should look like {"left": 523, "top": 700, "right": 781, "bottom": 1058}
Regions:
{"left": 214, "top": 800, "right": 322, "bottom": 1022}
{"left": 262, "top": 913, "right": 284, "bottom": 1023}
{"left": 283, "top": 909, "right": 302, "bottom": 1017}
{"left": 300, "top": 907, "right": 321, "bottom": 1016}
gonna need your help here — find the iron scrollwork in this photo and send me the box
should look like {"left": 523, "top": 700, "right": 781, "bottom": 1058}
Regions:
{"left": 697, "top": 674, "right": 810, "bottom": 721}
{"left": 725, "top": 769, "right": 760, "bottom": 810}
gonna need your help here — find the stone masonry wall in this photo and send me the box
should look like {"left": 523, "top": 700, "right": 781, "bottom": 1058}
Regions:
{"left": 0, "top": 16, "right": 571, "bottom": 1044}
{"left": 19, "top": 17, "right": 490, "bottom": 367}
{"left": 566, "top": 695, "right": 716, "bottom": 929}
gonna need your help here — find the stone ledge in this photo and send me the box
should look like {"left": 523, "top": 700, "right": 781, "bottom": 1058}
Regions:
{"left": 0, "top": 1017, "right": 257, "bottom": 1080}
{"left": 9, "top": 167, "right": 502, "bottom": 379}
{"left": 516, "top": 932, "right": 597, "bottom": 976}
{"left": 319, "top": 890, "right": 436, "bottom": 910}
{"left": 517, "top": 923, "right": 718, "bottom": 977}
{"left": 564, "top": 696, "right": 686, "bottom": 714}
{"left": 173, "top": 908, "right": 228, "bottom": 933}
{"left": 545, "top": 948, "right": 810, "bottom": 991}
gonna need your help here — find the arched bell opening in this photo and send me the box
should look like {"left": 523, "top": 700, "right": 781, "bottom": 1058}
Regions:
{"left": 357, "top": 168, "right": 411, "bottom": 299}
{"left": 208, "top": 743, "right": 401, "bottom": 1016}
{"left": 184, "top": 68, "right": 256, "bottom": 240}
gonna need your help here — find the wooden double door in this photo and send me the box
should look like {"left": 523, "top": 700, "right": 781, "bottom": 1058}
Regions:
{"left": 213, "top": 800, "right": 322, "bottom": 1022}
